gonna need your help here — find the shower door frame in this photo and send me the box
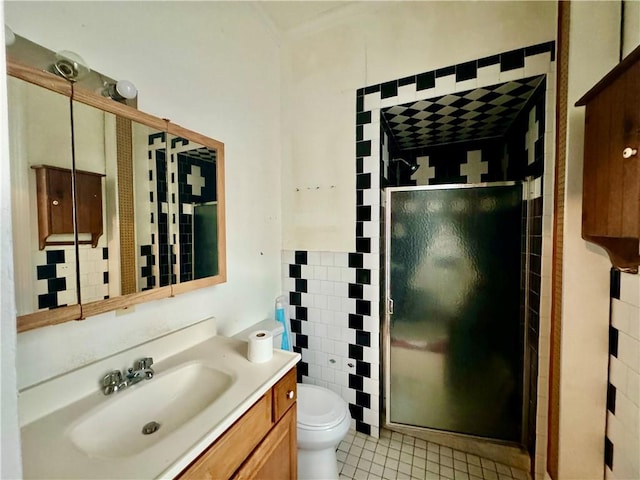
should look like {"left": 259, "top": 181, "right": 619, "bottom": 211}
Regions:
{"left": 382, "top": 181, "right": 530, "bottom": 447}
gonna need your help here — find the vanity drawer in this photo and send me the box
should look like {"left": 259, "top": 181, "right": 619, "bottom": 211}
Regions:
{"left": 272, "top": 367, "right": 297, "bottom": 422}
{"left": 178, "top": 390, "right": 273, "bottom": 480}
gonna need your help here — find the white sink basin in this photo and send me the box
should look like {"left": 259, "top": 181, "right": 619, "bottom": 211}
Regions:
{"left": 19, "top": 325, "right": 300, "bottom": 479}
{"left": 68, "top": 362, "right": 234, "bottom": 458}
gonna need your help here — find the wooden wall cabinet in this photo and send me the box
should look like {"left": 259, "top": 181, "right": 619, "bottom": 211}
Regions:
{"left": 178, "top": 367, "right": 297, "bottom": 480}
{"left": 32, "top": 165, "right": 104, "bottom": 250}
{"left": 576, "top": 45, "right": 640, "bottom": 272}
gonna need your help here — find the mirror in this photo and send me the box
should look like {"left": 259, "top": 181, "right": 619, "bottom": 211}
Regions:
{"left": 167, "top": 133, "right": 220, "bottom": 283}
{"left": 7, "top": 72, "right": 83, "bottom": 329}
{"left": 8, "top": 60, "right": 226, "bottom": 331}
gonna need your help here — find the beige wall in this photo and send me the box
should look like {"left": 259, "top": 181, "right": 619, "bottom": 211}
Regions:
{"left": 559, "top": 2, "right": 621, "bottom": 479}
{"left": 281, "top": 1, "right": 557, "bottom": 251}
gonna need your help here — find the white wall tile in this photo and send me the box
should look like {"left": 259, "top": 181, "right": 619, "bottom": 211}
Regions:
{"left": 334, "top": 341, "right": 348, "bottom": 358}
{"left": 328, "top": 325, "right": 342, "bottom": 341}
{"left": 321, "top": 281, "right": 334, "bottom": 296}
{"left": 615, "top": 390, "right": 639, "bottom": 436}
{"left": 301, "top": 321, "right": 313, "bottom": 336}
{"left": 334, "top": 311, "right": 348, "bottom": 327}
{"left": 308, "top": 279, "right": 321, "bottom": 294}
{"left": 322, "top": 338, "right": 335, "bottom": 355}
{"left": 307, "top": 251, "right": 321, "bottom": 266}
{"left": 328, "top": 267, "right": 342, "bottom": 282}
{"left": 620, "top": 272, "right": 640, "bottom": 307}
{"left": 434, "top": 75, "right": 455, "bottom": 95}
{"left": 315, "top": 323, "right": 328, "bottom": 339}
{"left": 476, "top": 64, "right": 500, "bottom": 86}
{"left": 364, "top": 92, "right": 381, "bottom": 111}
{"left": 618, "top": 332, "right": 640, "bottom": 374}
{"left": 500, "top": 67, "right": 525, "bottom": 82}
{"left": 396, "top": 83, "right": 417, "bottom": 104}
{"left": 327, "top": 296, "right": 341, "bottom": 312}
{"left": 335, "top": 282, "right": 349, "bottom": 298}
{"left": 301, "top": 264, "right": 314, "bottom": 278}
{"left": 308, "top": 308, "right": 322, "bottom": 323}
{"left": 524, "top": 53, "right": 551, "bottom": 76}
{"left": 455, "top": 78, "right": 477, "bottom": 92}
{"left": 334, "top": 252, "right": 348, "bottom": 267}
{"left": 301, "top": 292, "right": 313, "bottom": 308}
{"left": 610, "top": 355, "right": 629, "bottom": 394}
{"left": 627, "top": 368, "right": 639, "bottom": 407}
{"left": 415, "top": 87, "right": 436, "bottom": 102}
{"left": 341, "top": 297, "right": 355, "bottom": 313}
{"left": 313, "top": 266, "right": 328, "bottom": 280}
{"left": 341, "top": 268, "right": 355, "bottom": 283}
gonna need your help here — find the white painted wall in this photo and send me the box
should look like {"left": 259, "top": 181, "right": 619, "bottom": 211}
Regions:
{"left": 623, "top": 0, "right": 640, "bottom": 57}
{"left": 558, "top": 2, "right": 621, "bottom": 478}
{"left": 4, "top": 1, "right": 283, "bottom": 389}
{"left": 0, "top": 7, "right": 22, "bottom": 479}
{"left": 281, "top": 1, "right": 557, "bottom": 251}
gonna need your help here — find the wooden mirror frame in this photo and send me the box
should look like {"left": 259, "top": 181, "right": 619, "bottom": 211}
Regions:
{"left": 9, "top": 60, "right": 226, "bottom": 332}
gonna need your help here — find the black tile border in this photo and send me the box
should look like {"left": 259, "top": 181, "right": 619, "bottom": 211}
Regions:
{"left": 358, "top": 41, "right": 555, "bottom": 96}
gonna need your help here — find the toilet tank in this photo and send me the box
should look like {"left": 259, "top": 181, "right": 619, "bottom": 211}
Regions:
{"left": 232, "top": 319, "right": 284, "bottom": 350}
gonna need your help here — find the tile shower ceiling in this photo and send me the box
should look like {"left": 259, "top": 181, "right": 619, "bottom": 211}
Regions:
{"left": 382, "top": 75, "right": 544, "bottom": 151}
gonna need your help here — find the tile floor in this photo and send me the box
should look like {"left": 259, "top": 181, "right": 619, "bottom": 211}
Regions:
{"left": 337, "top": 429, "right": 530, "bottom": 480}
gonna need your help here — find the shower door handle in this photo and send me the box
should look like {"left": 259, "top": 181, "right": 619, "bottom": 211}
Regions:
{"left": 388, "top": 298, "right": 394, "bottom": 315}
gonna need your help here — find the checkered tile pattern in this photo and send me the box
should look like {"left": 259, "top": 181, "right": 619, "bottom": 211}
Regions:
{"left": 382, "top": 76, "right": 544, "bottom": 150}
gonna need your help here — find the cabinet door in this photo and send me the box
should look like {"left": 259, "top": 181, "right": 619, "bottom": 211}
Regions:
{"left": 75, "top": 171, "right": 104, "bottom": 247}
{"left": 583, "top": 59, "right": 640, "bottom": 238}
{"left": 232, "top": 406, "right": 297, "bottom": 480}
{"left": 44, "top": 167, "right": 74, "bottom": 235}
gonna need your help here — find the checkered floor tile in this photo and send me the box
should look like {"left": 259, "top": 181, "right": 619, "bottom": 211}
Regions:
{"left": 337, "top": 429, "right": 529, "bottom": 480}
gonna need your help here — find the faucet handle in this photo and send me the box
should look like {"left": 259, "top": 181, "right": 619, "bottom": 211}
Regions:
{"left": 102, "top": 370, "right": 125, "bottom": 395}
{"left": 135, "top": 357, "right": 154, "bottom": 370}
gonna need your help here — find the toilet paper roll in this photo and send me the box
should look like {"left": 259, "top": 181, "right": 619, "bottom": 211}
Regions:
{"left": 247, "top": 330, "right": 273, "bottom": 363}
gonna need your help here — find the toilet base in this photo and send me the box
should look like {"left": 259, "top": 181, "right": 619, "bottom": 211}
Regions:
{"left": 298, "top": 446, "right": 339, "bottom": 480}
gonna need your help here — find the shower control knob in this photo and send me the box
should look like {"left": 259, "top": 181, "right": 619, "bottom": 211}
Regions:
{"left": 623, "top": 147, "right": 637, "bottom": 159}
{"left": 286, "top": 390, "right": 294, "bottom": 400}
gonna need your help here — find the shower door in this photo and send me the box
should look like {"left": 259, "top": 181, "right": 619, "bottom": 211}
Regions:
{"left": 384, "top": 183, "right": 524, "bottom": 442}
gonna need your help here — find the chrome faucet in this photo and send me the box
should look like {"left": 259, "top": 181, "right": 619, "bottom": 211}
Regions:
{"left": 102, "top": 357, "right": 154, "bottom": 395}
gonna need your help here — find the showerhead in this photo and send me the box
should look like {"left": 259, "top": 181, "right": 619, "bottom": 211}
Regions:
{"left": 393, "top": 158, "right": 420, "bottom": 174}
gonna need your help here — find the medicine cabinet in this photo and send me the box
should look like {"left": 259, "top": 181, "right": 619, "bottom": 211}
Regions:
{"left": 7, "top": 60, "right": 227, "bottom": 332}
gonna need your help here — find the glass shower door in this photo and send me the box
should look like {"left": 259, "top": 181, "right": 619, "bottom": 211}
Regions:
{"left": 385, "top": 184, "right": 523, "bottom": 442}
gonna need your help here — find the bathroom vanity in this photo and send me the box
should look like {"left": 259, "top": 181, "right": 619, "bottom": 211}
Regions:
{"left": 178, "top": 367, "right": 297, "bottom": 479}
{"left": 18, "top": 319, "right": 300, "bottom": 479}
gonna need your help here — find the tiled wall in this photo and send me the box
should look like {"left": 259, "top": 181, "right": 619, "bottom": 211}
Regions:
{"left": 283, "top": 250, "right": 380, "bottom": 435}
{"left": 606, "top": 270, "right": 640, "bottom": 480}
{"left": 284, "top": 42, "right": 556, "bottom": 459}
{"left": 34, "top": 242, "right": 109, "bottom": 310}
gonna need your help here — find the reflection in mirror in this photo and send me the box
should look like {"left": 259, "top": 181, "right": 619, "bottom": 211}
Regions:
{"left": 167, "top": 135, "right": 219, "bottom": 283}
{"left": 71, "top": 100, "right": 110, "bottom": 304}
{"left": 73, "top": 100, "right": 171, "bottom": 301}
{"left": 7, "top": 76, "right": 80, "bottom": 317}
{"left": 130, "top": 121, "right": 170, "bottom": 289}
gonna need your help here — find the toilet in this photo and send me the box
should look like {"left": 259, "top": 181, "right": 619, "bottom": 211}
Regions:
{"left": 234, "top": 319, "right": 352, "bottom": 480}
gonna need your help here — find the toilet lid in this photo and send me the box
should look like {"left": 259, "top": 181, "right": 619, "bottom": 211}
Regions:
{"left": 297, "top": 384, "right": 348, "bottom": 430}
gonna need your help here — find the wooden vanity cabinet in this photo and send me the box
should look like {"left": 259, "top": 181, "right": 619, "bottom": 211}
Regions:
{"left": 576, "top": 44, "right": 640, "bottom": 271}
{"left": 178, "top": 367, "right": 297, "bottom": 480}
{"left": 32, "top": 165, "right": 105, "bottom": 250}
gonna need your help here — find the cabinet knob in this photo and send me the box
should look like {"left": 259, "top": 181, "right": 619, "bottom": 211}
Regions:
{"left": 623, "top": 147, "right": 638, "bottom": 159}
{"left": 286, "top": 390, "right": 294, "bottom": 400}
{"left": 52, "top": 200, "right": 59, "bottom": 206}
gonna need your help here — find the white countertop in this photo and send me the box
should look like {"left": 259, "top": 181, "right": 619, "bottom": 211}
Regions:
{"left": 19, "top": 319, "right": 300, "bottom": 479}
